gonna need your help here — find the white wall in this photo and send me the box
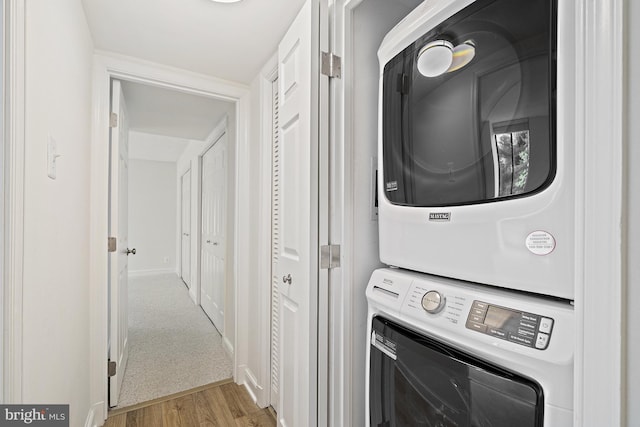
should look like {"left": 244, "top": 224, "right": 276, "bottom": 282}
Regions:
{"left": 349, "top": 1, "right": 420, "bottom": 425}
{"left": 128, "top": 159, "right": 177, "bottom": 275}
{"left": 22, "top": 0, "right": 93, "bottom": 424}
{"left": 129, "top": 131, "right": 190, "bottom": 163}
{"left": 0, "top": 4, "right": 4, "bottom": 403}
{"left": 625, "top": 0, "right": 639, "bottom": 423}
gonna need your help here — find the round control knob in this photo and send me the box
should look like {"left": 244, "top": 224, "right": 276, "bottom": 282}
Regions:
{"left": 421, "top": 290, "right": 445, "bottom": 314}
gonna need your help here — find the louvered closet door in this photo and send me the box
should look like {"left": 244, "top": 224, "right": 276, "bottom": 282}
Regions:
{"left": 270, "top": 77, "right": 281, "bottom": 412}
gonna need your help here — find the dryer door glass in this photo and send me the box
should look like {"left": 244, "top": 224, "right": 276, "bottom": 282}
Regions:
{"left": 369, "top": 316, "right": 544, "bottom": 426}
{"left": 382, "top": 0, "right": 556, "bottom": 207}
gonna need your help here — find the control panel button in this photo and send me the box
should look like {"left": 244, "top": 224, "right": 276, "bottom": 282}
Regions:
{"left": 421, "top": 291, "right": 446, "bottom": 314}
{"left": 517, "top": 328, "right": 535, "bottom": 338}
{"left": 535, "top": 332, "right": 550, "bottom": 349}
{"left": 539, "top": 317, "right": 554, "bottom": 334}
{"left": 488, "top": 328, "right": 507, "bottom": 339}
{"left": 519, "top": 321, "right": 537, "bottom": 330}
{"left": 467, "top": 322, "right": 487, "bottom": 333}
{"left": 472, "top": 301, "right": 488, "bottom": 310}
{"left": 508, "top": 333, "right": 534, "bottom": 347}
{"left": 471, "top": 308, "right": 486, "bottom": 317}
{"left": 469, "top": 314, "right": 485, "bottom": 324}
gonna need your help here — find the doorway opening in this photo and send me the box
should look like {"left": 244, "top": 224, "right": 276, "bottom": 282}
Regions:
{"left": 105, "top": 76, "right": 238, "bottom": 410}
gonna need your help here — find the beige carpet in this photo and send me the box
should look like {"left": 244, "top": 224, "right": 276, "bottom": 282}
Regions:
{"left": 116, "top": 273, "right": 233, "bottom": 408}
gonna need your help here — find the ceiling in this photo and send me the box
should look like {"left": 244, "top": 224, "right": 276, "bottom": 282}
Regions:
{"left": 81, "top": 0, "right": 307, "bottom": 84}
{"left": 121, "top": 80, "right": 233, "bottom": 140}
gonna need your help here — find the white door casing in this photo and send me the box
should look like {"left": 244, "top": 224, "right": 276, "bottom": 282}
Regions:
{"left": 181, "top": 169, "right": 191, "bottom": 288}
{"left": 88, "top": 53, "right": 248, "bottom": 424}
{"left": 108, "top": 79, "right": 130, "bottom": 407}
{"left": 200, "top": 134, "right": 227, "bottom": 332}
{"left": 275, "top": 0, "right": 325, "bottom": 424}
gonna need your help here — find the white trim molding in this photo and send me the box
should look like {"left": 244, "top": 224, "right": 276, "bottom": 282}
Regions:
{"left": 128, "top": 269, "right": 177, "bottom": 278}
{"left": 88, "top": 51, "right": 249, "bottom": 424}
{"left": 257, "top": 53, "right": 277, "bottom": 410}
{"left": 574, "top": 0, "right": 624, "bottom": 426}
{"left": 2, "top": 0, "right": 26, "bottom": 404}
{"left": 222, "top": 336, "right": 234, "bottom": 360}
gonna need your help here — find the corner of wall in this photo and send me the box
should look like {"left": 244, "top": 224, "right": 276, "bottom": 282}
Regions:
{"left": 84, "top": 401, "right": 105, "bottom": 427}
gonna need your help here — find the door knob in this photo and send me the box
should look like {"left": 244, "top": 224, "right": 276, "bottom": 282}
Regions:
{"left": 282, "top": 274, "right": 292, "bottom": 284}
{"left": 126, "top": 248, "right": 136, "bottom": 256}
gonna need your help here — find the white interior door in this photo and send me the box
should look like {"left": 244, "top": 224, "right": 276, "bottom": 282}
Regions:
{"left": 109, "top": 79, "right": 131, "bottom": 407}
{"left": 181, "top": 169, "right": 191, "bottom": 288}
{"left": 275, "top": 0, "right": 324, "bottom": 424}
{"left": 200, "top": 134, "right": 227, "bottom": 332}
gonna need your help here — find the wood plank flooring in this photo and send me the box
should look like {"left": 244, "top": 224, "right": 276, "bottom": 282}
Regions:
{"left": 104, "top": 381, "right": 276, "bottom": 427}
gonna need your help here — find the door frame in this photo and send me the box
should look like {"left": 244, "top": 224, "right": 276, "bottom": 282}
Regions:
{"left": 88, "top": 52, "right": 249, "bottom": 422}
{"left": 179, "top": 167, "right": 192, "bottom": 287}
{"left": 2, "top": 0, "right": 26, "bottom": 404}
{"left": 255, "top": 56, "right": 278, "bottom": 409}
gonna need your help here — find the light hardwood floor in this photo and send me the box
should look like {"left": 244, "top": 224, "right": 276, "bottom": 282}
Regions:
{"left": 104, "top": 381, "right": 276, "bottom": 427}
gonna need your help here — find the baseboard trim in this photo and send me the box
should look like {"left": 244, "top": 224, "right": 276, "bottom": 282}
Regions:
{"left": 128, "top": 269, "right": 176, "bottom": 278}
{"left": 241, "top": 368, "right": 264, "bottom": 407}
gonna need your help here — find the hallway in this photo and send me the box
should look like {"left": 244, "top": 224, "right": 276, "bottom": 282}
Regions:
{"left": 116, "top": 273, "right": 232, "bottom": 408}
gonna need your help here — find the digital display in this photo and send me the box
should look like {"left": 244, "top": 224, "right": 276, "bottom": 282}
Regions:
{"left": 484, "top": 306, "right": 520, "bottom": 330}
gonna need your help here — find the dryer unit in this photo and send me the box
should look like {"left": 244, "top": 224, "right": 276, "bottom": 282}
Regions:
{"left": 366, "top": 268, "right": 574, "bottom": 426}
{"left": 377, "top": 0, "right": 576, "bottom": 300}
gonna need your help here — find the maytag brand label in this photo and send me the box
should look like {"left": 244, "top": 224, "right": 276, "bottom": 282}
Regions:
{"left": 429, "top": 212, "right": 451, "bottom": 222}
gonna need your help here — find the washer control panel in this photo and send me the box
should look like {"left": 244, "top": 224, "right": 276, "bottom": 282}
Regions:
{"left": 465, "top": 301, "right": 554, "bottom": 350}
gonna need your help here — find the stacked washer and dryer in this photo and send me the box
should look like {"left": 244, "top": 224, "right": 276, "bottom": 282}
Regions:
{"left": 366, "top": 0, "right": 576, "bottom": 425}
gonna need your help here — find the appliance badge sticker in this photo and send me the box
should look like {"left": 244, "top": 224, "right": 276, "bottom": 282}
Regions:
{"left": 386, "top": 181, "right": 398, "bottom": 192}
{"left": 525, "top": 230, "right": 556, "bottom": 255}
{"left": 429, "top": 212, "right": 451, "bottom": 222}
{"left": 372, "top": 331, "right": 397, "bottom": 360}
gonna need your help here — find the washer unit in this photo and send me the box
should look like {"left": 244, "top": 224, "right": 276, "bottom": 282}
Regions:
{"left": 366, "top": 268, "right": 574, "bottom": 426}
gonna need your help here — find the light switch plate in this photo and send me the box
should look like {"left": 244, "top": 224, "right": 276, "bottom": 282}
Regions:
{"left": 47, "top": 136, "right": 60, "bottom": 179}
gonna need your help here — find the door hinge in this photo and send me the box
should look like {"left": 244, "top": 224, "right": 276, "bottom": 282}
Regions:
{"left": 110, "top": 112, "right": 118, "bottom": 128}
{"left": 108, "top": 237, "right": 117, "bottom": 252}
{"left": 108, "top": 360, "right": 117, "bottom": 377}
{"left": 321, "top": 52, "right": 341, "bottom": 79}
{"left": 320, "top": 244, "right": 341, "bottom": 269}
